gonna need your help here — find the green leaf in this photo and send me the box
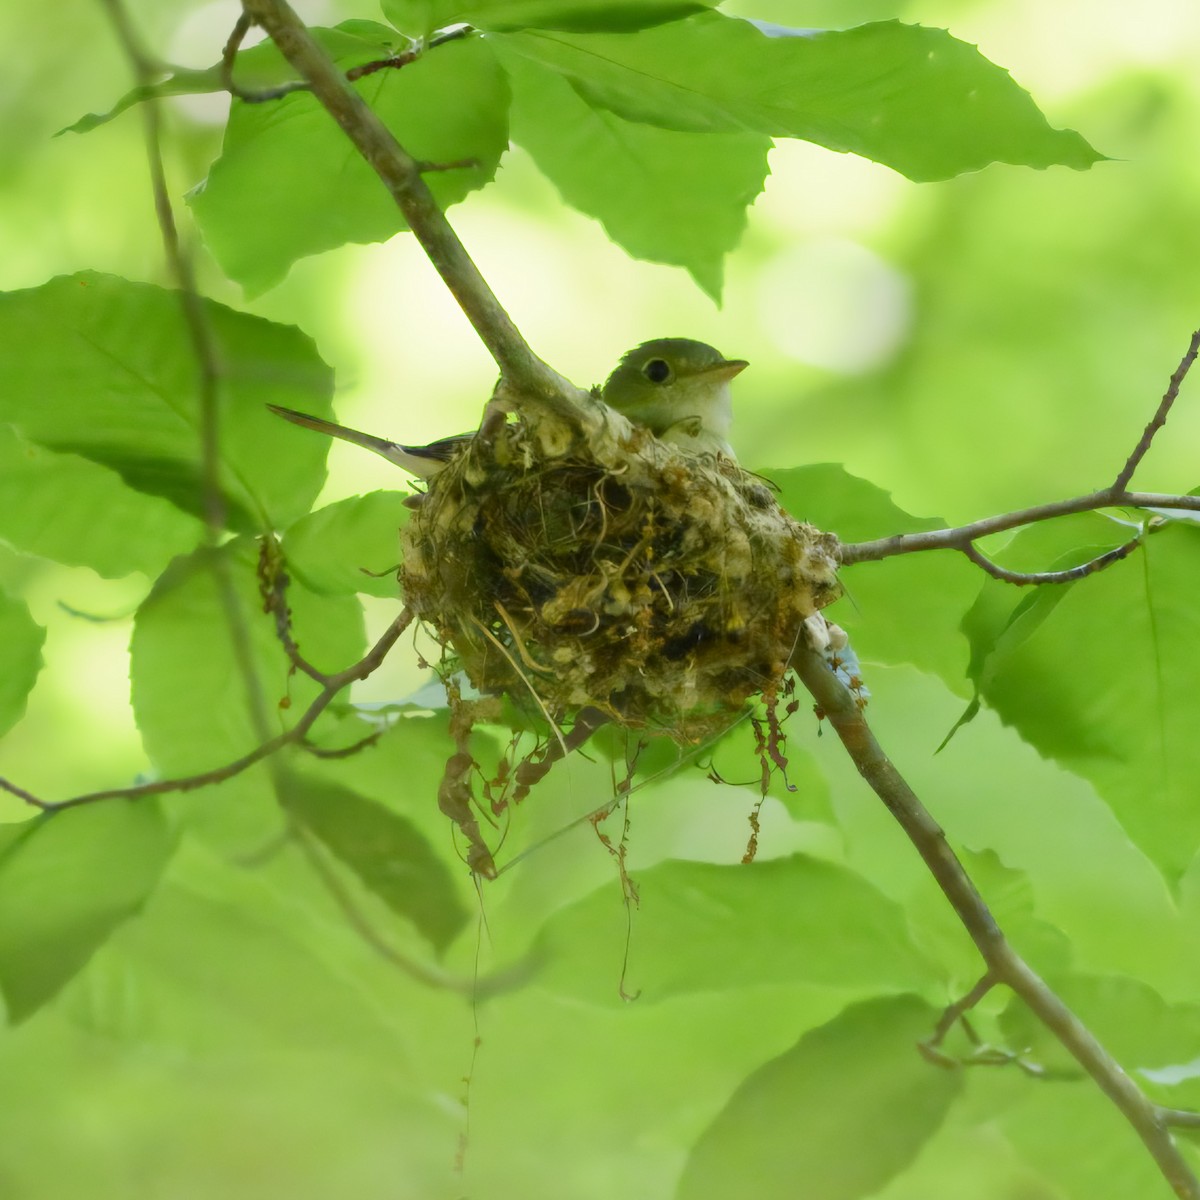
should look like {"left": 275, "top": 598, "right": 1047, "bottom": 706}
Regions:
{"left": 380, "top": 0, "right": 464, "bottom": 35}
{"left": 0, "top": 803, "right": 173, "bottom": 1022}
{"left": 773, "top": 465, "right": 978, "bottom": 690}
{"left": 283, "top": 491, "right": 410, "bottom": 598}
{"left": 468, "top": 1, "right": 712, "bottom": 33}
{"left": 677, "top": 995, "right": 963, "bottom": 1200}
{"left": 0, "top": 425, "right": 202, "bottom": 578}
{"left": 130, "top": 540, "right": 366, "bottom": 778}
{"left": 973, "top": 522, "right": 1200, "bottom": 882}
{"left": 383, "top": 0, "right": 713, "bottom": 36}
{"left": 494, "top": 14, "right": 1102, "bottom": 182}
{"left": 498, "top": 47, "right": 768, "bottom": 299}
{"left": 59, "top": 69, "right": 232, "bottom": 137}
{"left": 999, "top": 1080, "right": 1173, "bottom": 1200}
{"left": 191, "top": 31, "right": 510, "bottom": 294}
{"left": 279, "top": 770, "right": 469, "bottom": 953}
{"left": 537, "top": 856, "right": 939, "bottom": 1000}
{"left": 0, "top": 587, "right": 44, "bottom": 739}
{"left": 0, "top": 273, "right": 333, "bottom": 533}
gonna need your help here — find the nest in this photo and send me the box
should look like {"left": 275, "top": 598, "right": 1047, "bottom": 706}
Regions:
{"left": 400, "top": 409, "right": 841, "bottom": 745}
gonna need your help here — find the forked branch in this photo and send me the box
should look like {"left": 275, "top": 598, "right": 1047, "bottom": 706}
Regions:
{"left": 840, "top": 328, "right": 1200, "bottom": 578}
{"left": 0, "top": 607, "right": 414, "bottom": 814}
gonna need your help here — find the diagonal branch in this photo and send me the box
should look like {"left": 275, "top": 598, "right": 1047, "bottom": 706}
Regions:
{"left": 793, "top": 643, "right": 1200, "bottom": 1200}
{"left": 239, "top": 0, "right": 576, "bottom": 406}
{"left": 1113, "top": 329, "right": 1200, "bottom": 492}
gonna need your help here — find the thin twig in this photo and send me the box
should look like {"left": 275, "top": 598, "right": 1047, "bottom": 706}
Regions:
{"left": 1113, "top": 329, "right": 1200, "bottom": 492}
{"left": 919, "top": 972, "right": 997, "bottom": 1066}
{"left": 222, "top": 12, "right": 312, "bottom": 102}
{"left": 793, "top": 643, "right": 1200, "bottom": 1200}
{"left": 102, "top": 0, "right": 228, "bottom": 542}
{"left": 344, "top": 25, "right": 474, "bottom": 81}
{"left": 0, "top": 608, "right": 413, "bottom": 813}
{"left": 838, "top": 490, "right": 1200, "bottom": 567}
{"left": 961, "top": 534, "right": 1143, "bottom": 585}
{"left": 101, "top": 0, "right": 282, "bottom": 769}
{"left": 299, "top": 730, "right": 382, "bottom": 758}
{"left": 842, "top": 327, "right": 1200, "bottom": 574}
{"left": 1161, "top": 1109, "right": 1200, "bottom": 1130}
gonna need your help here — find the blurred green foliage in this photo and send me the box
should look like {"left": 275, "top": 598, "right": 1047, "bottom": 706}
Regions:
{"left": 1, "top": 1, "right": 1199, "bottom": 1197}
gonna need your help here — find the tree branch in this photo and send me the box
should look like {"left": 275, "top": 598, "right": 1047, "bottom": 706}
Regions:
{"left": 0, "top": 607, "right": 414, "bottom": 814}
{"left": 841, "top": 327, "right": 1200, "bottom": 576}
{"left": 838, "top": 489, "right": 1198, "bottom": 567}
{"left": 793, "top": 643, "right": 1200, "bottom": 1200}
{"left": 1113, "top": 329, "right": 1200, "bottom": 492}
{"left": 961, "top": 533, "right": 1143, "bottom": 585}
{"left": 238, "top": 0, "right": 578, "bottom": 408}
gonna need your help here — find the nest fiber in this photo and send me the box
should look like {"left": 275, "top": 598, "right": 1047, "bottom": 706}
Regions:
{"left": 401, "top": 418, "right": 840, "bottom": 742}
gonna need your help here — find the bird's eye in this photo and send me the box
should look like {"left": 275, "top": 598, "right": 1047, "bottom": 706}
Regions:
{"left": 642, "top": 358, "right": 672, "bottom": 384}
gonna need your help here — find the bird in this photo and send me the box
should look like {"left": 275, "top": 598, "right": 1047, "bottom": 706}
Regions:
{"left": 267, "top": 337, "right": 747, "bottom": 475}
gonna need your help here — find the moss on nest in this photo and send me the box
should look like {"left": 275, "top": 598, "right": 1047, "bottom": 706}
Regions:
{"left": 401, "top": 417, "right": 840, "bottom": 743}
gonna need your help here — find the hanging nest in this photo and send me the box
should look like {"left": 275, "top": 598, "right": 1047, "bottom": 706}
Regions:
{"left": 400, "top": 402, "right": 841, "bottom": 746}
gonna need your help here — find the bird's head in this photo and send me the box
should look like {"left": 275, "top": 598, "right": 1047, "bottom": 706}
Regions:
{"left": 600, "top": 338, "right": 748, "bottom": 456}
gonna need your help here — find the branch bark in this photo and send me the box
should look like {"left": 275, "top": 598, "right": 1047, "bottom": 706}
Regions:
{"left": 794, "top": 644, "right": 1200, "bottom": 1200}
{"left": 239, "top": 0, "right": 578, "bottom": 409}
{"left": 838, "top": 488, "right": 1199, "bottom": 566}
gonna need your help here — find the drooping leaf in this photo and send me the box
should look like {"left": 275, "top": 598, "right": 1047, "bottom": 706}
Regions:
{"left": 0, "top": 425, "right": 203, "bottom": 578}
{"left": 190, "top": 28, "right": 510, "bottom": 294}
{"left": 537, "top": 856, "right": 939, "bottom": 1001}
{"left": 279, "top": 769, "right": 469, "bottom": 953}
{"left": 970, "top": 521, "right": 1200, "bottom": 882}
{"left": 383, "top": 0, "right": 714, "bottom": 36}
{"left": 0, "top": 803, "right": 173, "bottom": 1022}
{"left": 494, "top": 14, "right": 1102, "bottom": 182}
{"left": 498, "top": 46, "right": 768, "bottom": 299}
{"left": 677, "top": 994, "right": 963, "bottom": 1200}
{"left": 283, "top": 491, "right": 410, "bottom": 598}
{"left": 0, "top": 587, "right": 44, "bottom": 740}
{"left": 0, "top": 273, "right": 333, "bottom": 532}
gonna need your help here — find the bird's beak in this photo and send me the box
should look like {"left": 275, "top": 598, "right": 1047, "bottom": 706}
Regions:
{"left": 699, "top": 358, "right": 749, "bottom": 382}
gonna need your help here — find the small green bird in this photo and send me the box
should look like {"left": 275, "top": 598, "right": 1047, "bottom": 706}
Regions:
{"left": 268, "top": 337, "right": 747, "bottom": 475}
{"left": 598, "top": 337, "right": 747, "bottom": 458}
